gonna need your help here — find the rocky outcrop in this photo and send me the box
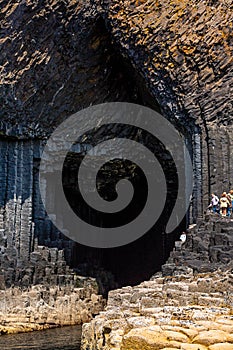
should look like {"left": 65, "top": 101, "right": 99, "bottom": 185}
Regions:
{"left": 0, "top": 0, "right": 138, "bottom": 138}
{"left": 0, "top": 139, "right": 117, "bottom": 293}
{"left": 81, "top": 268, "right": 233, "bottom": 350}
{"left": 0, "top": 0, "right": 161, "bottom": 289}
{"left": 0, "top": 0, "right": 233, "bottom": 339}
{"left": 0, "top": 279, "right": 105, "bottom": 335}
{"left": 162, "top": 214, "right": 233, "bottom": 276}
{"left": 97, "top": 0, "right": 233, "bottom": 212}
{"left": 81, "top": 214, "right": 233, "bottom": 349}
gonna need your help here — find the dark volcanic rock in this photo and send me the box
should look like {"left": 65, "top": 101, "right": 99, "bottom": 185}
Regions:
{"left": 0, "top": 0, "right": 138, "bottom": 137}
{"left": 0, "top": 0, "right": 233, "bottom": 205}
{"left": 0, "top": 0, "right": 233, "bottom": 290}
{"left": 162, "top": 214, "right": 233, "bottom": 276}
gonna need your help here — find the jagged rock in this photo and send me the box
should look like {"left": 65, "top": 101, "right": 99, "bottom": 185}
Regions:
{"left": 80, "top": 215, "right": 233, "bottom": 349}
{"left": 0, "top": 0, "right": 233, "bottom": 281}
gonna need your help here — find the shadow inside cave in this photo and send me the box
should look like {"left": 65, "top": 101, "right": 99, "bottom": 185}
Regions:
{"left": 0, "top": 17, "right": 191, "bottom": 293}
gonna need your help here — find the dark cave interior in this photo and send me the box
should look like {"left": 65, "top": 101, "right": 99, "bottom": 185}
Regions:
{"left": 36, "top": 18, "right": 188, "bottom": 293}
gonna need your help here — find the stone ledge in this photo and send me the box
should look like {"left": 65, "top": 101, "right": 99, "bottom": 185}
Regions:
{"left": 81, "top": 269, "right": 233, "bottom": 349}
{"left": 0, "top": 284, "right": 106, "bottom": 336}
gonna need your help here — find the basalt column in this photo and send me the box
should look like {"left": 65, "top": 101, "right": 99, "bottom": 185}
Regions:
{"left": 0, "top": 140, "right": 35, "bottom": 270}
{"left": 1, "top": 0, "right": 232, "bottom": 289}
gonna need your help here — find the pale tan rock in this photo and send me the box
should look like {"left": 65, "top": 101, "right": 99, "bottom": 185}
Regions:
{"left": 161, "top": 326, "right": 198, "bottom": 340}
{"left": 81, "top": 270, "right": 233, "bottom": 350}
{"left": 196, "top": 319, "right": 233, "bottom": 333}
{"left": 127, "top": 316, "right": 156, "bottom": 328}
{"left": 0, "top": 284, "right": 105, "bottom": 336}
{"left": 193, "top": 330, "right": 232, "bottom": 346}
{"left": 121, "top": 326, "right": 188, "bottom": 349}
{"left": 164, "top": 330, "right": 189, "bottom": 343}
{"left": 180, "top": 344, "right": 208, "bottom": 350}
{"left": 109, "top": 330, "right": 124, "bottom": 347}
{"left": 209, "top": 343, "right": 233, "bottom": 350}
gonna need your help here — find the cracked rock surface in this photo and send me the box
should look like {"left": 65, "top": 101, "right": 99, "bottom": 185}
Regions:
{"left": 81, "top": 268, "right": 233, "bottom": 350}
{"left": 81, "top": 216, "right": 233, "bottom": 349}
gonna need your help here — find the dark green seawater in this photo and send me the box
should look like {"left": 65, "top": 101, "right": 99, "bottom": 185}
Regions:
{"left": 0, "top": 325, "right": 82, "bottom": 350}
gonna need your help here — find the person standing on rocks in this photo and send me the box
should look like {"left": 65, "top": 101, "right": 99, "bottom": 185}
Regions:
{"left": 220, "top": 192, "right": 230, "bottom": 217}
{"left": 227, "top": 190, "right": 233, "bottom": 216}
{"left": 208, "top": 193, "right": 220, "bottom": 214}
{"left": 227, "top": 191, "right": 232, "bottom": 217}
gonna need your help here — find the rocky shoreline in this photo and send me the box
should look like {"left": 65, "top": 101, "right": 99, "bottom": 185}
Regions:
{"left": 81, "top": 216, "right": 233, "bottom": 349}
{"left": 0, "top": 215, "right": 232, "bottom": 349}
{"left": 0, "top": 280, "right": 105, "bottom": 336}
{"left": 82, "top": 271, "right": 233, "bottom": 350}
{"left": 81, "top": 269, "right": 233, "bottom": 350}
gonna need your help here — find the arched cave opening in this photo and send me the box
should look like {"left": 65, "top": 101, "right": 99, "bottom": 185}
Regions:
{"left": 61, "top": 150, "right": 187, "bottom": 291}
{"left": 36, "top": 17, "right": 191, "bottom": 294}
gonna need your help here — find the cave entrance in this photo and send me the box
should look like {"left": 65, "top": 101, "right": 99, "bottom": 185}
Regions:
{"left": 36, "top": 18, "right": 192, "bottom": 291}
{"left": 46, "top": 118, "right": 191, "bottom": 291}
{"left": 61, "top": 135, "right": 188, "bottom": 289}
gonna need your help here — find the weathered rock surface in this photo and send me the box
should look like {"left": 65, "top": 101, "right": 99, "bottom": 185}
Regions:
{"left": 0, "top": 139, "right": 118, "bottom": 294}
{"left": 0, "top": 0, "right": 232, "bottom": 282}
{"left": 162, "top": 215, "right": 233, "bottom": 276}
{"left": 1, "top": 0, "right": 233, "bottom": 210}
{"left": 81, "top": 214, "right": 233, "bottom": 349}
{"left": 97, "top": 0, "right": 233, "bottom": 213}
{"left": 0, "top": 0, "right": 139, "bottom": 138}
{"left": 0, "top": 281, "right": 105, "bottom": 335}
{"left": 81, "top": 269, "right": 233, "bottom": 349}
{"left": 1, "top": 0, "right": 233, "bottom": 343}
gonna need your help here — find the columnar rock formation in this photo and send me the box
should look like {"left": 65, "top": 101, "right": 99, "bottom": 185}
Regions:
{"left": 96, "top": 0, "right": 233, "bottom": 214}
{"left": 81, "top": 215, "right": 233, "bottom": 349}
{"left": 162, "top": 214, "right": 233, "bottom": 276}
{"left": 0, "top": 0, "right": 233, "bottom": 327}
{"left": 81, "top": 268, "right": 233, "bottom": 350}
{"left": 0, "top": 279, "right": 105, "bottom": 335}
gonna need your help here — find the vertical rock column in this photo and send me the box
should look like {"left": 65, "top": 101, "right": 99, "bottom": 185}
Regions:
{"left": 0, "top": 141, "right": 8, "bottom": 264}
{"left": 191, "top": 129, "right": 202, "bottom": 221}
{"left": 208, "top": 125, "right": 233, "bottom": 196}
{"left": 32, "top": 141, "right": 47, "bottom": 247}
{"left": 18, "top": 141, "right": 34, "bottom": 264}
{"left": 0, "top": 139, "right": 34, "bottom": 272}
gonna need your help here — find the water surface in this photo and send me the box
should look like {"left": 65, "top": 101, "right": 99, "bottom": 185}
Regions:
{"left": 0, "top": 325, "right": 81, "bottom": 350}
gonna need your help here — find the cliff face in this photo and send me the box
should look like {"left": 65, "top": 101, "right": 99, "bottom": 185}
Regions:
{"left": 0, "top": 0, "right": 233, "bottom": 289}
{"left": 0, "top": 0, "right": 137, "bottom": 137}
{"left": 1, "top": 0, "right": 233, "bottom": 201}
{"left": 99, "top": 0, "right": 233, "bottom": 125}
{"left": 2, "top": 1, "right": 232, "bottom": 129}
{"left": 96, "top": 0, "right": 233, "bottom": 211}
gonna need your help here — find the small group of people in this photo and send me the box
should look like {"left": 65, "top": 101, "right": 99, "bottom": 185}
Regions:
{"left": 208, "top": 190, "right": 233, "bottom": 217}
